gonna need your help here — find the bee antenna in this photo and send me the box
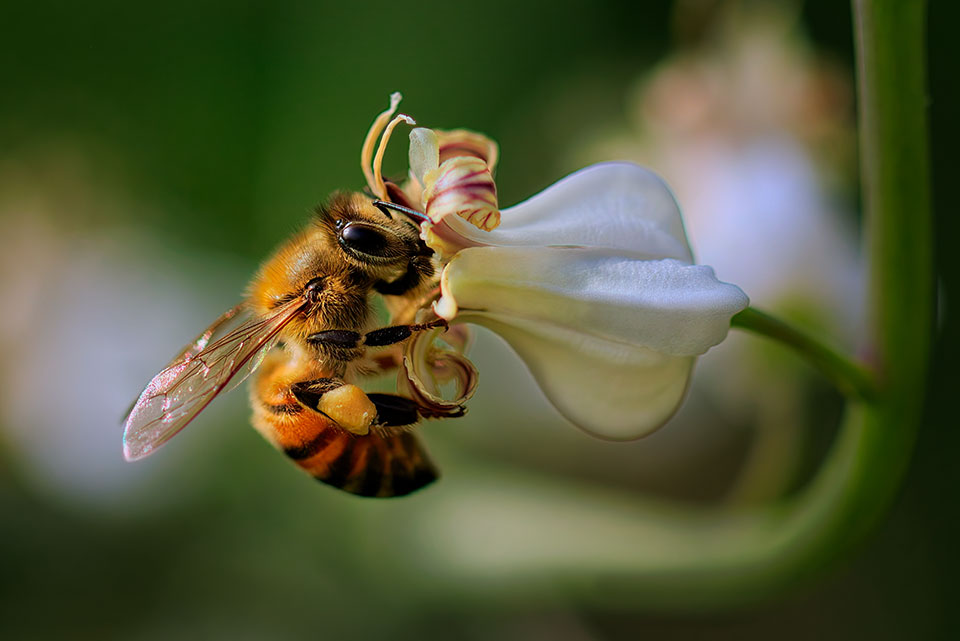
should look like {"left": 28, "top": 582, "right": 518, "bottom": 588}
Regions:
{"left": 373, "top": 200, "right": 430, "bottom": 224}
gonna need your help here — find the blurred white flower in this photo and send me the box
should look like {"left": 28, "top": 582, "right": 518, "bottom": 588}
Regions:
{"left": 0, "top": 152, "right": 246, "bottom": 509}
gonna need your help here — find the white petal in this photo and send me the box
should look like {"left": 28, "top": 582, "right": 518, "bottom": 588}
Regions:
{"left": 439, "top": 246, "right": 749, "bottom": 357}
{"left": 460, "top": 312, "right": 694, "bottom": 439}
{"left": 439, "top": 162, "right": 694, "bottom": 262}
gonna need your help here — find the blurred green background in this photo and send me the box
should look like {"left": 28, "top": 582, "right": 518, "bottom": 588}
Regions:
{"left": 1, "top": 0, "right": 956, "bottom": 639}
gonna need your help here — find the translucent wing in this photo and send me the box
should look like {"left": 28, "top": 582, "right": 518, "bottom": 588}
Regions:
{"left": 123, "top": 298, "right": 305, "bottom": 461}
{"left": 118, "top": 304, "right": 245, "bottom": 422}
{"left": 161, "top": 304, "right": 246, "bottom": 371}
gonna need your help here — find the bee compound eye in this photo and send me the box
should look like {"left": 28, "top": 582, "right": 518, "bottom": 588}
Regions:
{"left": 339, "top": 223, "right": 389, "bottom": 257}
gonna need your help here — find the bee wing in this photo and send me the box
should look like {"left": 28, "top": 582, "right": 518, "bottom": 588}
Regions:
{"left": 123, "top": 298, "right": 305, "bottom": 461}
{"left": 118, "top": 304, "right": 247, "bottom": 422}
{"left": 162, "top": 303, "right": 246, "bottom": 371}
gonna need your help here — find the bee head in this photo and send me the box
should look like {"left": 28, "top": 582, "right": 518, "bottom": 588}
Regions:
{"left": 247, "top": 192, "right": 435, "bottom": 328}
{"left": 320, "top": 192, "right": 434, "bottom": 296}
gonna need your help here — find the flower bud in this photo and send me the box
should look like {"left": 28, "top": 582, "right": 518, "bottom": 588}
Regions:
{"left": 422, "top": 156, "right": 500, "bottom": 231}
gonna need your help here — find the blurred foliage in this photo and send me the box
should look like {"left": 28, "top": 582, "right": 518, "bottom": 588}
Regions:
{"left": 0, "top": 1, "right": 956, "bottom": 640}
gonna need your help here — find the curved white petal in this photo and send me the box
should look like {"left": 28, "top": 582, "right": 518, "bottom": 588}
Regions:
{"left": 399, "top": 325, "right": 478, "bottom": 414}
{"left": 461, "top": 312, "right": 694, "bottom": 439}
{"left": 439, "top": 247, "right": 749, "bottom": 357}
{"left": 438, "top": 162, "right": 693, "bottom": 262}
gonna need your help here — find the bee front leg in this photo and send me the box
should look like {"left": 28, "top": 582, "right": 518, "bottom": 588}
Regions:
{"left": 306, "top": 317, "right": 448, "bottom": 350}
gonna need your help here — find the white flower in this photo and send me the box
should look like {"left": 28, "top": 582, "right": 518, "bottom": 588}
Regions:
{"left": 422, "top": 162, "right": 748, "bottom": 439}
{"left": 363, "top": 95, "right": 749, "bottom": 440}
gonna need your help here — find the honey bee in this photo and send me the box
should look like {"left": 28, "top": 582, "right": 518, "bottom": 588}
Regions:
{"left": 123, "top": 191, "right": 464, "bottom": 498}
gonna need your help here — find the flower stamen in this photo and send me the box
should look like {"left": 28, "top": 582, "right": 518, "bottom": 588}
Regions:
{"left": 361, "top": 92, "right": 415, "bottom": 200}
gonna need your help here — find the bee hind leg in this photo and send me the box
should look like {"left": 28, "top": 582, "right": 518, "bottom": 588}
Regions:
{"left": 291, "top": 381, "right": 424, "bottom": 431}
{"left": 289, "top": 378, "right": 377, "bottom": 436}
{"left": 366, "top": 393, "right": 422, "bottom": 427}
{"left": 290, "top": 377, "right": 346, "bottom": 409}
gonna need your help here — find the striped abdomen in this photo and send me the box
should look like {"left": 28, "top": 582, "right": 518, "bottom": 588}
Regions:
{"left": 282, "top": 424, "right": 437, "bottom": 497}
{"left": 250, "top": 352, "right": 437, "bottom": 497}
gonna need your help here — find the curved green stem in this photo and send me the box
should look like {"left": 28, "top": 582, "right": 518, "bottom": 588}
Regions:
{"left": 731, "top": 307, "right": 878, "bottom": 402}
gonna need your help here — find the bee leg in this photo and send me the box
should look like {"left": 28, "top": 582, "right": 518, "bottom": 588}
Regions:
{"left": 289, "top": 378, "right": 344, "bottom": 408}
{"left": 292, "top": 383, "right": 423, "bottom": 429}
{"left": 290, "top": 378, "right": 376, "bottom": 436}
{"left": 363, "top": 317, "right": 448, "bottom": 346}
{"left": 366, "top": 393, "right": 422, "bottom": 427}
{"left": 304, "top": 330, "right": 364, "bottom": 349}
{"left": 306, "top": 317, "right": 447, "bottom": 349}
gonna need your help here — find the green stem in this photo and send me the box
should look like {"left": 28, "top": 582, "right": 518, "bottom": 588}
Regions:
{"left": 731, "top": 307, "right": 878, "bottom": 402}
{"left": 856, "top": 0, "right": 934, "bottom": 394}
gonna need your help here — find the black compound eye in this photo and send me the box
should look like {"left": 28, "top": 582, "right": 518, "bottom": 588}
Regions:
{"left": 339, "top": 222, "right": 390, "bottom": 257}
